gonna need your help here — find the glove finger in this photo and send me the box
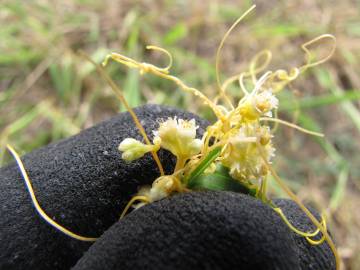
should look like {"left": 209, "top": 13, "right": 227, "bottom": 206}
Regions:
{"left": 73, "top": 191, "right": 300, "bottom": 270}
{"left": 0, "top": 104, "right": 208, "bottom": 270}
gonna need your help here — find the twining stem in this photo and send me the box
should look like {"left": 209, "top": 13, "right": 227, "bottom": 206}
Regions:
{"left": 215, "top": 5, "right": 256, "bottom": 110}
{"left": 120, "top": 195, "right": 150, "bottom": 219}
{"left": 102, "top": 49, "right": 225, "bottom": 121}
{"left": 260, "top": 117, "right": 324, "bottom": 137}
{"left": 148, "top": 68, "right": 225, "bottom": 121}
{"left": 79, "top": 51, "right": 165, "bottom": 176}
{"left": 6, "top": 144, "right": 98, "bottom": 242}
{"left": 274, "top": 207, "right": 323, "bottom": 238}
{"left": 257, "top": 142, "right": 340, "bottom": 270}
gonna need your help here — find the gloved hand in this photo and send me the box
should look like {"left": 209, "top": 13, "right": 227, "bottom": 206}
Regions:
{"left": 72, "top": 191, "right": 335, "bottom": 270}
{"left": 0, "top": 105, "right": 335, "bottom": 270}
{"left": 0, "top": 105, "right": 208, "bottom": 270}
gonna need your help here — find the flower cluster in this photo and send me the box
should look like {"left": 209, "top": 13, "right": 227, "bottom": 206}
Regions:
{"left": 119, "top": 117, "right": 203, "bottom": 162}
{"left": 221, "top": 125, "right": 275, "bottom": 182}
{"left": 153, "top": 117, "right": 202, "bottom": 159}
{"left": 118, "top": 79, "right": 279, "bottom": 190}
{"left": 109, "top": 16, "right": 338, "bottom": 267}
{"left": 119, "top": 117, "right": 202, "bottom": 163}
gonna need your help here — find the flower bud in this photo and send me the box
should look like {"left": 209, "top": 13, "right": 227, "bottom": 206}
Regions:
{"left": 118, "top": 138, "right": 159, "bottom": 162}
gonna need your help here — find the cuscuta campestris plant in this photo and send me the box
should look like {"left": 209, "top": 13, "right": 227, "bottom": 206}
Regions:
{"left": 4, "top": 5, "right": 340, "bottom": 269}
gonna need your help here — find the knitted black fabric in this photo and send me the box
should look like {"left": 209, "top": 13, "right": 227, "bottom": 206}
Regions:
{"left": 0, "top": 104, "right": 208, "bottom": 270}
{"left": 273, "top": 199, "right": 336, "bottom": 270}
{"left": 73, "top": 191, "right": 300, "bottom": 270}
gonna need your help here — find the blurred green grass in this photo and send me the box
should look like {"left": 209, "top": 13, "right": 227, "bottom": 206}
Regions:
{"left": 1, "top": 1, "right": 360, "bottom": 268}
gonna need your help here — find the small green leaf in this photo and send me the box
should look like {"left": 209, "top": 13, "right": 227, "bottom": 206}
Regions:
{"left": 188, "top": 164, "right": 256, "bottom": 195}
{"left": 186, "top": 146, "right": 222, "bottom": 183}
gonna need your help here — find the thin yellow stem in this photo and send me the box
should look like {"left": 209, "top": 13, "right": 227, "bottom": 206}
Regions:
{"left": 174, "top": 157, "right": 186, "bottom": 173}
{"left": 215, "top": 5, "right": 256, "bottom": 109}
{"left": 150, "top": 69, "right": 225, "bottom": 121}
{"left": 306, "top": 216, "right": 327, "bottom": 245}
{"left": 103, "top": 50, "right": 225, "bottom": 122}
{"left": 270, "top": 110, "right": 279, "bottom": 133}
{"left": 300, "top": 34, "right": 336, "bottom": 71}
{"left": 6, "top": 144, "right": 97, "bottom": 242}
{"left": 249, "top": 50, "right": 273, "bottom": 85}
{"left": 274, "top": 207, "right": 322, "bottom": 238}
{"left": 257, "top": 142, "right": 340, "bottom": 270}
{"left": 259, "top": 176, "right": 268, "bottom": 202}
{"left": 79, "top": 51, "right": 165, "bottom": 176}
{"left": 260, "top": 117, "right": 324, "bottom": 137}
{"left": 145, "top": 45, "right": 173, "bottom": 72}
{"left": 120, "top": 195, "right": 150, "bottom": 219}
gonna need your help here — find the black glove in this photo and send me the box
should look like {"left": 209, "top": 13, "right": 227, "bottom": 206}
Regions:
{"left": 0, "top": 105, "right": 208, "bottom": 270}
{"left": 73, "top": 191, "right": 335, "bottom": 270}
{"left": 0, "top": 105, "right": 335, "bottom": 270}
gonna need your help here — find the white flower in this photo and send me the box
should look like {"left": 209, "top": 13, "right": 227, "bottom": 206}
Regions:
{"left": 239, "top": 89, "right": 279, "bottom": 120}
{"left": 118, "top": 138, "right": 160, "bottom": 162}
{"left": 153, "top": 117, "right": 202, "bottom": 159}
{"left": 221, "top": 125, "right": 275, "bottom": 182}
{"left": 253, "top": 89, "right": 279, "bottom": 117}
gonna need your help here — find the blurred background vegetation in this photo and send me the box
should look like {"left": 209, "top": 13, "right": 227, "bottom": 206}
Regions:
{"left": 0, "top": 0, "right": 359, "bottom": 268}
